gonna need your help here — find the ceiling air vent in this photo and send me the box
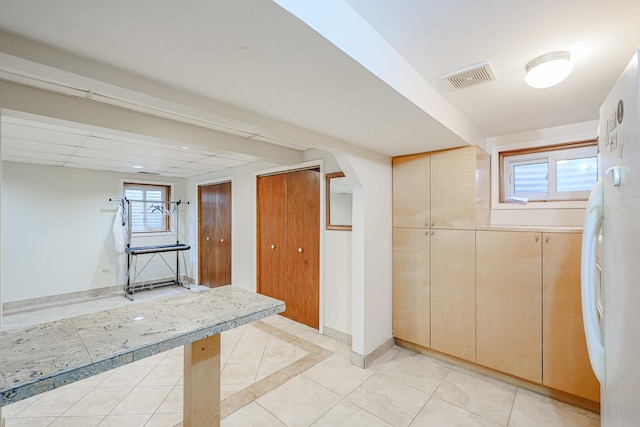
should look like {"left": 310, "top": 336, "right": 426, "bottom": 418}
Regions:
{"left": 441, "top": 61, "right": 496, "bottom": 89}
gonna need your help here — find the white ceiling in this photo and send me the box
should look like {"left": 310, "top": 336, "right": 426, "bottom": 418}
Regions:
{"left": 0, "top": 0, "right": 639, "bottom": 176}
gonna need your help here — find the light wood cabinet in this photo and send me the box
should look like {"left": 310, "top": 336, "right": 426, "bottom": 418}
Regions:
{"left": 430, "top": 229, "right": 476, "bottom": 362}
{"left": 431, "top": 146, "right": 490, "bottom": 230}
{"left": 476, "top": 230, "right": 542, "bottom": 383}
{"left": 393, "top": 228, "right": 430, "bottom": 347}
{"left": 392, "top": 154, "right": 430, "bottom": 228}
{"left": 543, "top": 232, "right": 600, "bottom": 402}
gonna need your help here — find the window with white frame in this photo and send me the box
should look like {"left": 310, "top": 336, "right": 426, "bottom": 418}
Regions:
{"left": 500, "top": 140, "right": 598, "bottom": 203}
{"left": 123, "top": 182, "right": 171, "bottom": 233}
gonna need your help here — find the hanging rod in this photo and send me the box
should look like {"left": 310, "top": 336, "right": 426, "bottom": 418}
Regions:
{"left": 109, "top": 198, "right": 189, "bottom": 204}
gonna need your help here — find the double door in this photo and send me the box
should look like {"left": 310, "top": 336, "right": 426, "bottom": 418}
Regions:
{"left": 257, "top": 169, "right": 320, "bottom": 329}
{"left": 198, "top": 182, "right": 231, "bottom": 287}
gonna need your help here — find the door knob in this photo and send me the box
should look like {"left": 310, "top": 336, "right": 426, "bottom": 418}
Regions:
{"left": 220, "top": 238, "right": 225, "bottom": 243}
{"left": 271, "top": 244, "right": 276, "bottom": 249}
{"left": 206, "top": 237, "right": 210, "bottom": 241}
{"left": 298, "top": 247, "right": 303, "bottom": 253}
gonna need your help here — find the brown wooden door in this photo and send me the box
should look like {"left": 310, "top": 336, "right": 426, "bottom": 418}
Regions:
{"left": 286, "top": 169, "right": 320, "bottom": 328}
{"left": 257, "top": 169, "right": 320, "bottom": 329}
{"left": 198, "top": 182, "right": 231, "bottom": 287}
{"left": 257, "top": 174, "right": 289, "bottom": 306}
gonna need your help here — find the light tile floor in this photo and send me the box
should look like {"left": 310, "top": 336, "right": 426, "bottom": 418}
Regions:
{"left": 2, "top": 287, "right": 601, "bottom": 427}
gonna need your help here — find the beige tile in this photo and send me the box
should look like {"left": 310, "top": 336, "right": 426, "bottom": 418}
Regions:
{"left": 237, "top": 325, "right": 269, "bottom": 347}
{"left": 48, "top": 415, "right": 104, "bottom": 426}
{"left": 434, "top": 369, "right": 516, "bottom": 425}
{"left": 366, "top": 346, "right": 407, "bottom": 371}
{"left": 221, "top": 381, "right": 252, "bottom": 400}
{"left": 155, "top": 385, "right": 183, "bottom": 414}
{"left": 64, "top": 387, "right": 132, "bottom": 416}
{"left": 66, "top": 370, "right": 115, "bottom": 389}
{"left": 515, "top": 388, "right": 600, "bottom": 421}
{"left": 412, "top": 397, "right": 502, "bottom": 427}
{"left": 1, "top": 394, "right": 43, "bottom": 417}
{"left": 228, "top": 344, "right": 265, "bottom": 364}
{"left": 262, "top": 336, "right": 297, "bottom": 363}
{"left": 159, "top": 346, "right": 184, "bottom": 365}
{"left": 312, "top": 399, "right": 393, "bottom": 427}
{"left": 318, "top": 337, "right": 353, "bottom": 360}
{"left": 110, "top": 386, "right": 172, "bottom": 415}
{"left": 97, "top": 414, "right": 151, "bottom": 427}
{"left": 294, "top": 347, "right": 309, "bottom": 361}
{"left": 295, "top": 329, "right": 331, "bottom": 346}
{"left": 257, "top": 375, "right": 341, "bottom": 426}
{"left": 222, "top": 362, "right": 261, "bottom": 384}
{"left": 221, "top": 402, "right": 285, "bottom": 426}
{"left": 16, "top": 387, "right": 92, "bottom": 417}
{"left": 144, "top": 412, "right": 184, "bottom": 427}
{"left": 138, "top": 362, "right": 183, "bottom": 386}
{"left": 508, "top": 390, "right": 600, "bottom": 427}
{"left": 98, "top": 364, "right": 155, "bottom": 388}
{"left": 3, "top": 418, "right": 57, "bottom": 427}
{"left": 346, "top": 372, "right": 429, "bottom": 427}
{"left": 378, "top": 353, "right": 451, "bottom": 395}
{"left": 256, "top": 360, "right": 292, "bottom": 381}
{"left": 303, "top": 354, "right": 375, "bottom": 397}
{"left": 451, "top": 366, "right": 518, "bottom": 392}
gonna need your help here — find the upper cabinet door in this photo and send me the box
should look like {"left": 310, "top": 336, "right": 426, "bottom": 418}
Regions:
{"left": 393, "top": 154, "right": 430, "bottom": 228}
{"left": 431, "top": 146, "right": 480, "bottom": 230}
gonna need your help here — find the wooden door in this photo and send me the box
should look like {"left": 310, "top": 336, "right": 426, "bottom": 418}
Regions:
{"left": 286, "top": 169, "right": 320, "bottom": 328}
{"left": 543, "top": 232, "right": 600, "bottom": 402}
{"left": 393, "top": 227, "right": 430, "bottom": 347}
{"left": 257, "top": 174, "right": 289, "bottom": 309}
{"left": 392, "top": 154, "right": 430, "bottom": 228}
{"left": 198, "top": 182, "right": 231, "bottom": 287}
{"left": 476, "top": 230, "right": 542, "bottom": 383}
{"left": 431, "top": 229, "right": 475, "bottom": 362}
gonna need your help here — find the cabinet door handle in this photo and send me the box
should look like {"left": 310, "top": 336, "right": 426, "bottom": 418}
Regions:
{"left": 298, "top": 247, "right": 303, "bottom": 253}
{"left": 206, "top": 237, "right": 210, "bottom": 241}
{"left": 535, "top": 235, "right": 539, "bottom": 242}
{"left": 431, "top": 222, "right": 435, "bottom": 227}
{"left": 220, "top": 238, "right": 225, "bottom": 243}
{"left": 545, "top": 236, "right": 549, "bottom": 243}
{"left": 271, "top": 244, "right": 276, "bottom": 250}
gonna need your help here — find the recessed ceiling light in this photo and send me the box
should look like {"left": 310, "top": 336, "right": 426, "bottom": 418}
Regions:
{"left": 179, "top": 146, "right": 191, "bottom": 150}
{"left": 524, "top": 51, "right": 573, "bottom": 89}
{"left": 132, "top": 165, "right": 144, "bottom": 169}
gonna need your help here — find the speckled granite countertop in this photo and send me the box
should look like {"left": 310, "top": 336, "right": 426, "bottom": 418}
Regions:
{"left": 0, "top": 285, "right": 284, "bottom": 407}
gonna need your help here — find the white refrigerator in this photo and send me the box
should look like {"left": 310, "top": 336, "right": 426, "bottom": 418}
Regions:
{"left": 582, "top": 50, "right": 640, "bottom": 425}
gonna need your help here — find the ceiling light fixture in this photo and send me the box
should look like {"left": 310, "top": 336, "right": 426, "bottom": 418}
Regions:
{"left": 179, "top": 146, "right": 191, "bottom": 150}
{"left": 524, "top": 51, "right": 573, "bottom": 89}
{"left": 132, "top": 165, "right": 144, "bottom": 169}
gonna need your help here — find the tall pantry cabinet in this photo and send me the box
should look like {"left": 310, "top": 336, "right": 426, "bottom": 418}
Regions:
{"left": 392, "top": 146, "right": 490, "bottom": 361}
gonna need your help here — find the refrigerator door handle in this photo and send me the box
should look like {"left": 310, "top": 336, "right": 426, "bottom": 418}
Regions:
{"left": 581, "top": 178, "right": 605, "bottom": 383}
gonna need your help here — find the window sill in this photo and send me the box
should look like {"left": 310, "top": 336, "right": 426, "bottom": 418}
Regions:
{"left": 493, "top": 200, "right": 588, "bottom": 210}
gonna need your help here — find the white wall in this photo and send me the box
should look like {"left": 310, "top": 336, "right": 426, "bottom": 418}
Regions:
{"left": 487, "top": 120, "right": 599, "bottom": 227}
{"left": 1, "top": 162, "right": 188, "bottom": 303}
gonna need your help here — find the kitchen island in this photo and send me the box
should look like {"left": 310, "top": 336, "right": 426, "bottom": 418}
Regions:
{"left": 0, "top": 285, "right": 285, "bottom": 426}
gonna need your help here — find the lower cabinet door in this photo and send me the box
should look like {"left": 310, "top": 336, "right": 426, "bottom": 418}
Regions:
{"left": 393, "top": 227, "right": 430, "bottom": 347}
{"left": 431, "top": 229, "right": 476, "bottom": 362}
{"left": 476, "top": 230, "right": 542, "bottom": 383}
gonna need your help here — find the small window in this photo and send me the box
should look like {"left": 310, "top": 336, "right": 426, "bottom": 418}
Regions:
{"left": 500, "top": 140, "right": 598, "bottom": 203}
{"left": 124, "top": 182, "right": 171, "bottom": 233}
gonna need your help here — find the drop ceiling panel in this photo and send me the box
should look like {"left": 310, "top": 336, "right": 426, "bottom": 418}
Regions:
{"left": 82, "top": 137, "right": 210, "bottom": 162}
{"left": 173, "top": 162, "right": 226, "bottom": 172}
{"left": 2, "top": 137, "right": 78, "bottom": 155}
{"left": 2, "top": 148, "right": 70, "bottom": 162}
{"left": 195, "top": 157, "right": 247, "bottom": 167}
{"left": 2, "top": 123, "right": 88, "bottom": 146}
{"left": 3, "top": 157, "right": 64, "bottom": 167}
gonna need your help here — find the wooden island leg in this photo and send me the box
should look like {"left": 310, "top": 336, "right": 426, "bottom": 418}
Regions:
{"left": 184, "top": 334, "right": 221, "bottom": 427}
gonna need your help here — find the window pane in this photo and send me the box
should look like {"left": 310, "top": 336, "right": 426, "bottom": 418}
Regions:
{"left": 514, "top": 162, "right": 548, "bottom": 195}
{"left": 556, "top": 157, "right": 598, "bottom": 192}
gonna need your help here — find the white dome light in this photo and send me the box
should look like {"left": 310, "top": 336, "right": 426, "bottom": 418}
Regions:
{"left": 524, "top": 51, "right": 573, "bottom": 89}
